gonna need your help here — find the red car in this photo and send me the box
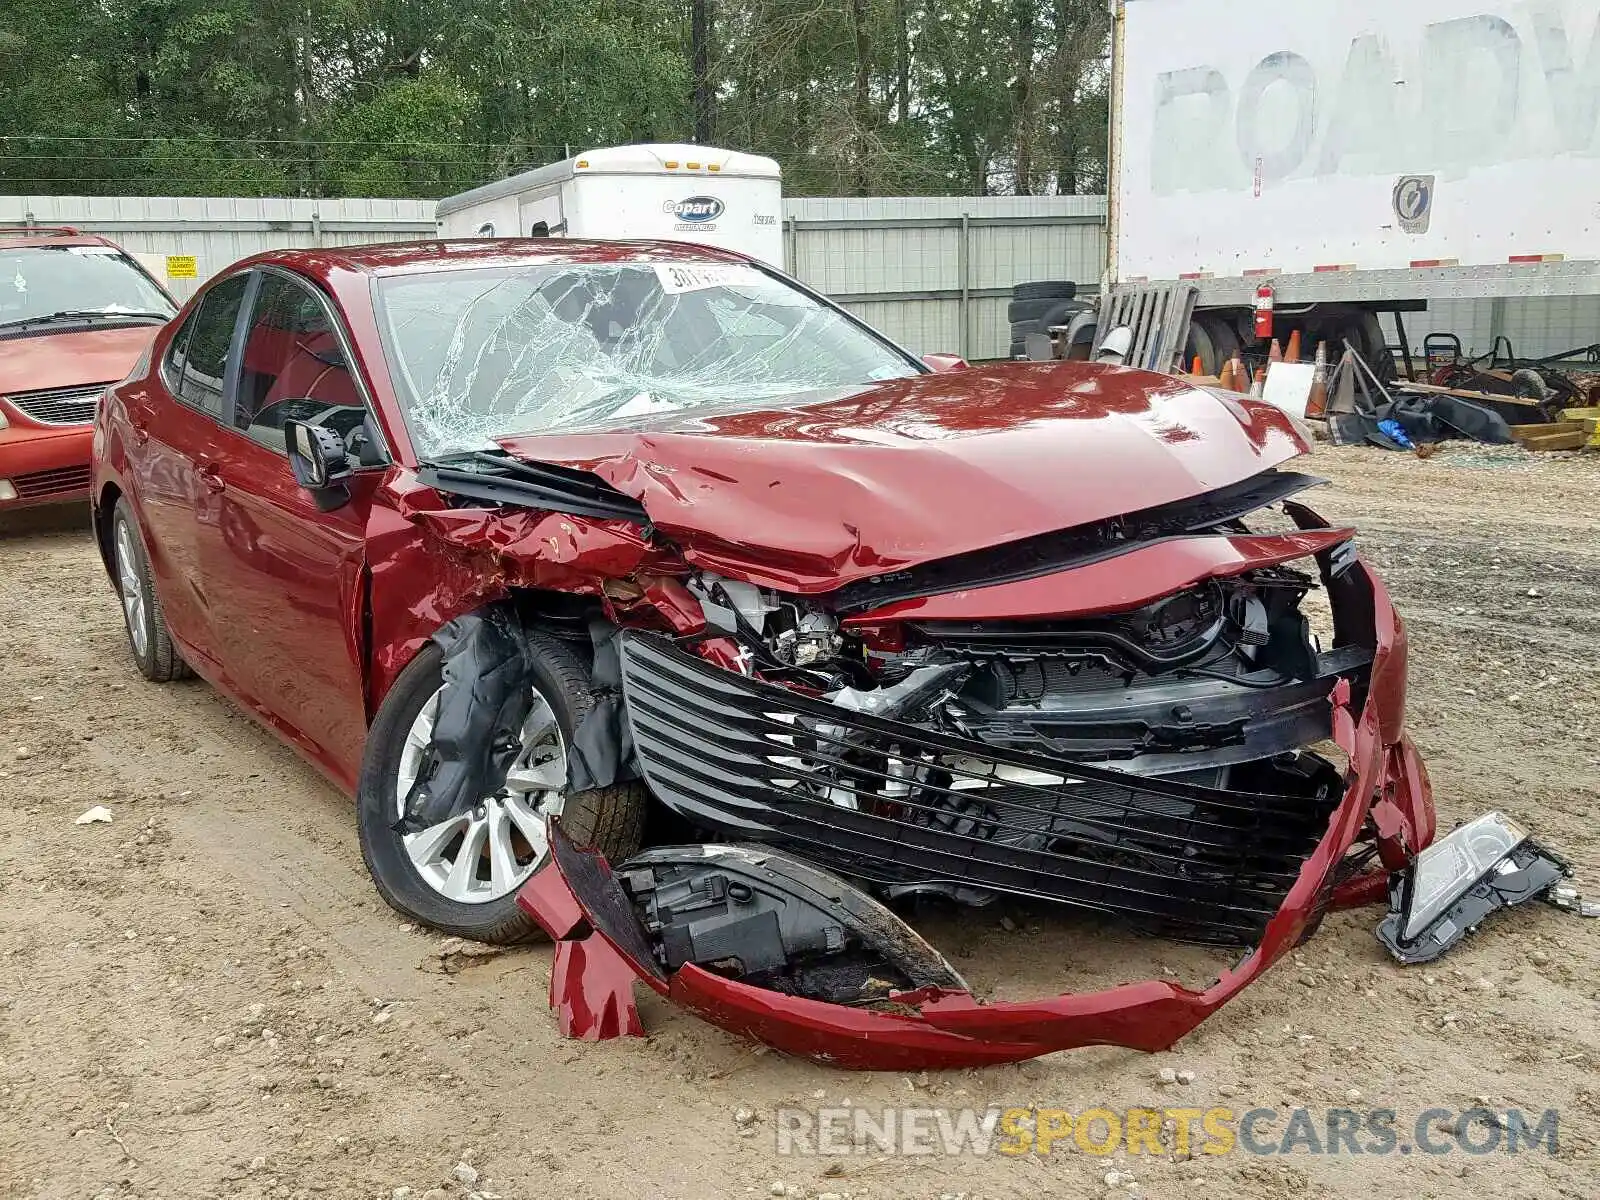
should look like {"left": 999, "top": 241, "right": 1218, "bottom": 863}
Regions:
{"left": 93, "top": 239, "right": 1449, "bottom": 1066}
{"left": 0, "top": 227, "right": 175, "bottom": 509}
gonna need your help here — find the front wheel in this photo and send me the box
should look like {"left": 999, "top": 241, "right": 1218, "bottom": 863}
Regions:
{"left": 356, "top": 633, "right": 646, "bottom": 943}
{"left": 111, "top": 498, "right": 191, "bottom": 682}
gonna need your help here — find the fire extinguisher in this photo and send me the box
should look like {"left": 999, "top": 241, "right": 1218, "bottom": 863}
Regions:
{"left": 1253, "top": 283, "right": 1275, "bottom": 340}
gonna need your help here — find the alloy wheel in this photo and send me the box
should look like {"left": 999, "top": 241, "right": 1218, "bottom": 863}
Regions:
{"left": 393, "top": 685, "right": 567, "bottom": 904}
{"left": 114, "top": 520, "right": 150, "bottom": 660}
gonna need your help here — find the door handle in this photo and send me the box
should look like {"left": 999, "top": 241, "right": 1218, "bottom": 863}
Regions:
{"left": 197, "top": 461, "right": 226, "bottom": 494}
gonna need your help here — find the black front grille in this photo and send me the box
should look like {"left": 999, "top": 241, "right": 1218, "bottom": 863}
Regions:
{"left": 12, "top": 464, "right": 92, "bottom": 499}
{"left": 6, "top": 383, "right": 108, "bottom": 425}
{"left": 619, "top": 633, "right": 1342, "bottom": 944}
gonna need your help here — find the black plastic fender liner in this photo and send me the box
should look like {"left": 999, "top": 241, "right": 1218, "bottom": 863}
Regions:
{"left": 403, "top": 606, "right": 534, "bottom": 829}
{"left": 565, "top": 619, "right": 641, "bottom": 792}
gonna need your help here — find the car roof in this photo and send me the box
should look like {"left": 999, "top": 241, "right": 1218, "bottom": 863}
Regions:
{"left": 247, "top": 238, "right": 757, "bottom": 283}
{"left": 0, "top": 226, "right": 125, "bottom": 251}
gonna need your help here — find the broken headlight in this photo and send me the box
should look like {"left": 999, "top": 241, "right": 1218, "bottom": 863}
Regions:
{"left": 1377, "top": 812, "right": 1571, "bottom": 965}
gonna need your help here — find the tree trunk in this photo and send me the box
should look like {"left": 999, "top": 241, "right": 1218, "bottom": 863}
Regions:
{"left": 851, "top": 0, "right": 871, "bottom": 195}
{"left": 894, "top": 0, "right": 910, "bottom": 125}
{"left": 1013, "top": 0, "right": 1035, "bottom": 194}
{"left": 691, "top": 0, "right": 714, "bottom": 144}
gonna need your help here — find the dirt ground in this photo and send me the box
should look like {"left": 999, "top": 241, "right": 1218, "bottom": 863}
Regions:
{"left": 2, "top": 443, "right": 1598, "bottom": 1200}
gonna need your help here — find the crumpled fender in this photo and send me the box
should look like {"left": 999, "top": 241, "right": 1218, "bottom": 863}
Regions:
{"left": 514, "top": 543, "right": 1435, "bottom": 1070}
{"left": 362, "top": 469, "right": 691, "bottom": 710}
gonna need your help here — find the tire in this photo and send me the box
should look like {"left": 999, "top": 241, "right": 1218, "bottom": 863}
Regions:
{"left": 1008, "top": 296, "right": 1087, "bottom": 326}
{"left": 1183, "top": 318, "right": 1219, "bottom": 376}
{"left": 1011, "top": 299, "right": 1100, "bottom": 340}
{"left": 111, "top": 498, "right": 191, "bottom": 683}
{"left": 357, "top": 633, "right": 646, "bottom": 944}
{"left": 1198, "top": 314, "right": 1242, "bottom": 370}
{"left": 1012, "top": 280, "right": 1078, "bottom": 303}
{"left": 1353, "top": 313, "right": 1396, "bottom": 385}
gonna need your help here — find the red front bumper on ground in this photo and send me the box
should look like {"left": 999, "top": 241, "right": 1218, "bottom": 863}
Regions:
{"left": 516, "top": 553, "right": 1436, "bottom": 1070}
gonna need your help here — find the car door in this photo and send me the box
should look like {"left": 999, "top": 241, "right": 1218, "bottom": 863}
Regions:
{"left": 124, "top": 272, "right": 250, "bottom": 667}
{"left": 193, "top": 268, "right": 385, "bottom": 789}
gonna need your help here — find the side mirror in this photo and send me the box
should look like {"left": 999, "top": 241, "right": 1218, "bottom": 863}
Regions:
{"left": 921, "top": 352, "right": 968, "bottom": 373}
{"left": 284, "top": 417, "right": 352, "bottom": 511}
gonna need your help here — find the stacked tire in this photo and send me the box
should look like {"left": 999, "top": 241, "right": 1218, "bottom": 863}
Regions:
{"left": 1008, "top": 280, "right": 1089, "bottom": 359}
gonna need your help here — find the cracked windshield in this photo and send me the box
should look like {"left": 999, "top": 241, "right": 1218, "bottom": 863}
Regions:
{"left": 373, "top": 258, "right": 921, "bottom": 457}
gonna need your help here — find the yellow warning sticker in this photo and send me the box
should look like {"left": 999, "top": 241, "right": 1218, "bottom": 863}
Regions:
{"left": 165, "top": 255, "right": 198, "bottom": 279}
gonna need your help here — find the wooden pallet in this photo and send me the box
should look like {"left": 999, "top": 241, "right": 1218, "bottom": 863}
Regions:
{"left": 1559, "top": 407, "right": 1600, "bottom": 448}
{"left": 1510, "top": 421, "right": 1588, "bottom": 451}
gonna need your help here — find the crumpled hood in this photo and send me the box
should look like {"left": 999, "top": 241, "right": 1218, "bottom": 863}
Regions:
{"left": 0, "top": 325, "right": 156, "bottom": 395}
{"left": 495, "top": 361, "right": 1308, "bottom": 592}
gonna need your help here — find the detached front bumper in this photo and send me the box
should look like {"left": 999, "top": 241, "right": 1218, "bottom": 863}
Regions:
{"left": 517, "top": 543, "right": 1436, "bottom": 1069}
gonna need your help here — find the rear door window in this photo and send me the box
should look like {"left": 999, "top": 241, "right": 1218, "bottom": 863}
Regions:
{"left": 174, "top": 275, "right": 249, "bottom": 417}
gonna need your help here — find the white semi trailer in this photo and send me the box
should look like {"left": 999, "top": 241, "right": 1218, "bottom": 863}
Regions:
{"left": 1101, "top": 0, "right": 1600, "bottom": 375}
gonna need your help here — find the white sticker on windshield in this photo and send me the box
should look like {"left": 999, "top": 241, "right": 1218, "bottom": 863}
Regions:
{"left": 67, "top": 245, "right": 120, "bottom": 256}
{"left": 653, "top": 262, "right": 769, "bottom": 295}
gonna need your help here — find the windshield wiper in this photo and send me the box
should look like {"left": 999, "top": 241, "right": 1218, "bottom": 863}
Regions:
{"left": 0, "top": 309, "right": 172, "bottom": 332}
{"left": 417, "top": 450, "right": 649, "bottom": 524}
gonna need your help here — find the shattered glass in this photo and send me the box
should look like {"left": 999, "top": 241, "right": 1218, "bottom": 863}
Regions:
{"left": 373, "top": 260, "right": 922, "bottom": 458}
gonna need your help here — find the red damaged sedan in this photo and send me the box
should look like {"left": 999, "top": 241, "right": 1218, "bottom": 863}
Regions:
{"left": 92, "top": 239, "right": 1474, "bottom": 1067}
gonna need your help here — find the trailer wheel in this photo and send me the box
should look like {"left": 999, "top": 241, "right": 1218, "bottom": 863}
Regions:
{"left": 1182, "top": 319, "right": 1219, "bottom": 376}
{"left": 1012, "top": 280, "right": 1078, "bottom": 302}
{"left": 1197, "top": 314, "right": 1241, "bottom": 373}
{"left": 1354, "top": 313, "right": 1397, "bottom": 385}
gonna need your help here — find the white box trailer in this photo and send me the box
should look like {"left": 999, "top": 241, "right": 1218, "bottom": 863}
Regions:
{"left": 1104, "top": 0, "right": 1600, "bottom": 373}
{"left": 435, "top": 144, "right": 785, "bottom": 267}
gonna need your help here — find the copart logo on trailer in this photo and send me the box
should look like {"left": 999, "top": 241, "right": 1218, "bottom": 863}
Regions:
{"left": 1393, "top": 175, "right": 1434, "bottom": 235}
{"left": 664, "top": 196, "right": 725, "bottom": 227}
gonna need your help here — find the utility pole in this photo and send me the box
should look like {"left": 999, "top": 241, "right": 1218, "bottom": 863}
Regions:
{"left": 692, "top": 0, "right": 714, "bottom": 144}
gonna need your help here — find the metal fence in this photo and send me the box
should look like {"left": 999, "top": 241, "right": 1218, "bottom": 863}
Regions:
{"left": 2, "top": 193, "right": 1592, "bottom": 363}
{"left": 784, "top": 196, "right": 1107, "bottom": 359}
{"left": 0, "top": 195, "right": 437, "bottom": 301}
{"left": 0, "top": 194, "right": 1107, "bottom": 360}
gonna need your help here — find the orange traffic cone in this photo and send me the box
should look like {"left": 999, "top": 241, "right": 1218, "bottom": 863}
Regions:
{"left": 1217, "top": 357, "right": 1235, "bottom": 391}
{"left": 1284, "top": 330, "right": 1302, "bottom": 363}
{"left": 1306, "top": 342, "right": 1330, "bottom": 418}
{"left": 1192, "top": 354, "right": 1204, "bottom": 376}
{"left": 1268, "top": 338, "right": 1284, "bottom": 364}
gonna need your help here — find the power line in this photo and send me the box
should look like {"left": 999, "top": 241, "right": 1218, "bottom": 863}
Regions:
{"left": 0, "top": 134, "right": 575, "bottom": 151}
